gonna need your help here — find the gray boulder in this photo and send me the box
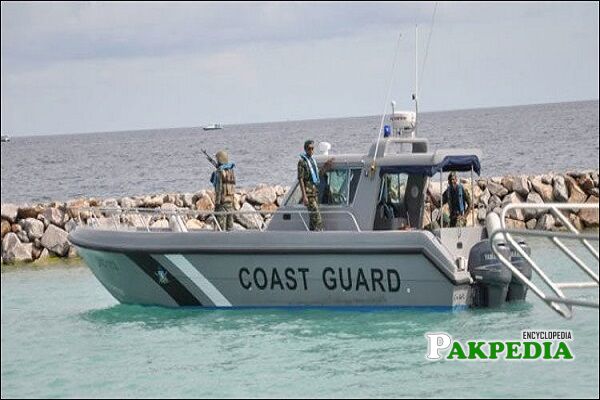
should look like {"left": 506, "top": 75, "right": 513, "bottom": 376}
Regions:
{"left": 530, "top": 177, "right": 554, "bottom": 202}
{"left": 487, "top": 195, "right": 502, "bottom": 213}
{"left": 160, "top": 203, "right": 179, "bottom": 211}
{"left": 591, "top": 171, "right": 599, "bottom": 187}
{"left": 34, "top": 248, "right": 51, "bottom": 263}
{"left": 144, "top": 195, "right": 164, "bottom": 208}
{"left": 163, "top": 194, "right": 178, "bottom": 204}
{"left": 505, "top": 218, "right": 526, "bottom": 230}
{"left": 31, "top": 245, "right": 43, "bottom": 260}
{"left": 68, "top": 246, "right": 78, "bottom": 258}
{"left": 102, "top": 198, "right": 119, "bottom": 208}
{"left": 232, "top": 222, "right": 247, "bottom": 231}
{"left": 477, "top": 206, "right": 487, "bottom": 221}
{"left": 64, "top": 219, "right": 78, "bottom": 233}
{"left": 276, "top": 195, "right": 286, "bottom": 207}
{"left": 41, "top": 224, "right": 70, "bottom": 256}
{"left": 502, "top": 192, "right": 525, "bottom": 221}
{"left": 2, "top": 233, "right": 33, "bottom": 263}
{"left": 1, "top": 219, "right": 10, "bottom": 238}
{"left": 16, "top": 230, "right": 30, "bottom": 243}
{"left": 41, "top": 207, "right": 69, "bottom": 228}
{"left": 541, "top": 174, "right": 554, "bottom": 185}
{"left": 194, "top": 192, "right": 215, "bottom": 219}
{"left": 535, "top": 213, "right": 555, "bottom": 231}
{"left": 501, "top": 177, "right": 514, "bottom": 193}
{"left": 181, "top": 193, "right": 195, "bottom": 208}
{"left": 150, "top": 219, "right": 170, "bottom": 229}
{"left": 577, "top": 175, "right": 596, "bottom": 195}
{"left": 275, "top": 185, "right": 287, "bottom": 196}
{"left": 578, "top": 196, "right": 599, "bottom": 227}
{"left": 512, "top": 176, "right": 530, "bottom": 197}
{"left": 122, "top": 214, "right": 150, "bottom": 230}
{"left": 119, "top": 197, "right": 138, "bottom": 209}
{"left": 565, "top": 176, "right": 587, "bottom": 204}
{"left": 66, "top": 199, "right": 91, "bottom": 220}
{"left": 568, "top": 213, "right": 583, "bottom": 231}
{"left": 487, "top": 181, "right": 508, "bottom": 198}
{"left": 234, "top": 202, "right": 263, "bottom": 230}
{"left": 566, "top": 171, "right": 588, "bottom": 179}
{"left": 185, "top": 219, "right": 205, "bottom": 231}
{"left": 479, "top": 188, "right": 491, "bottom": 206}
{"left": 471, "top": 184, "right": 482, "bottom": 204}
{"left": 246, "top": 185, "right": 277, "bottom": 205}
{"left": 20, "top": 217, "right": 45, "bottom": 240}
{"left": 552, "top": 176, "right": 569, "bottom": 202}
{"left": 524, "top": 192, "right": 544, "bottom": 221}
{"left": 1, "top": 204, "right": 19, "bottom": 223}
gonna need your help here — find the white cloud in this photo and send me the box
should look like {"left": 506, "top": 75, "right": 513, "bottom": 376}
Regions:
{"left": 1, "top": 1, "right": 598, "bottom": 135}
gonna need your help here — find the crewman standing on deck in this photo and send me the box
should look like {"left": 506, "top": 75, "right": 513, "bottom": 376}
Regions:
{"left": 210, "top": 150, "right": 236, "bottom": 231}
{"left": 298, "top": 140, "right": 333, "bottom": 231}
{"left": 442, "top": 171, "right": 472, "bottom": 227}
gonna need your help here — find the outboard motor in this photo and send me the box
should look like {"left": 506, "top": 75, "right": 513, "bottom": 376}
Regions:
{"left": 506, "top": 237, "right": 532, "bottom": 302}
{"left": 468, "top": 240, "right": 513, "bottom": 308}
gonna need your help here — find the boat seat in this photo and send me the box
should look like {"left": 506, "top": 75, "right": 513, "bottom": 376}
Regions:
{"left": 169, "top": 215, "right": 188, "bottom": 233}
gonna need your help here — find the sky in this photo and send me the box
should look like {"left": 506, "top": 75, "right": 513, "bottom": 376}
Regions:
{"left": 1, "top": 1, "right": 599, "bottom": 136}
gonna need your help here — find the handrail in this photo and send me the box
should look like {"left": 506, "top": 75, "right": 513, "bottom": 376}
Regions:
{"left": 75, "top": 207, "right": 362, "bottom": 232}
{"left": 490, "top": 202, "right": 599, "bottom": 319}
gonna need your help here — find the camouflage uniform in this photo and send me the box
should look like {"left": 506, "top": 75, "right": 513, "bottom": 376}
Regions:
{"left": 298, "top": 157, "right": 323, "bottom": 231}
{"left": 442, "top": 184, "right": 472, "bottom": 228}
{"left": 214, "top": 168, "right": 236, "bottom": 231}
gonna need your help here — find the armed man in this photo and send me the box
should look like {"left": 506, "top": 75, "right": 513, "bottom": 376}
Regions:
{"left": 205, "top": 149, "right": 236, "bottom": 231}
{"left": 298, "top": 140, "right": 333, "bottom": 231}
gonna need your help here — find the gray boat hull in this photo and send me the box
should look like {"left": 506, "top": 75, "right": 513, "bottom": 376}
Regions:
{"left": 71, "top": 229, "right": 473, "bottom": 309}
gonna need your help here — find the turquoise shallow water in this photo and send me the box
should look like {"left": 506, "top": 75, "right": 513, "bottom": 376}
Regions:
{"left": 1, "top": 237, "right": 598, "bottom": 398}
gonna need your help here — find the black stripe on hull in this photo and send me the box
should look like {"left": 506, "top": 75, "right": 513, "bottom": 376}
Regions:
{"left": 126, "top": 253, "right": 202, "bottom": 306}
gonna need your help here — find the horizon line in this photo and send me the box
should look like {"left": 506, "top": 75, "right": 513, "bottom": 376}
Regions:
{"left": 4, "top": 98, "right": 599, "bottom": 139}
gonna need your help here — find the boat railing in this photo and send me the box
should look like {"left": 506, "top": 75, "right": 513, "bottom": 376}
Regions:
{"left": 74, "top": 206, "right": 362, "bottom": 232}
{"left": 490, "top": 202, "right": 599, "bottom": 319}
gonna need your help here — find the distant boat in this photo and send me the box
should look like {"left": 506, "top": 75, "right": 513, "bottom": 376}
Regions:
{"left": 1, "top": 135, "right": 9, "bottom": 143}
{"left": 203, "top": 124, "right": 223, "bottom": 131}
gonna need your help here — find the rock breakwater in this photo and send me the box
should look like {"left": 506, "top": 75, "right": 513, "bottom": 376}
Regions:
{"left": 1, "top": 171, "right": 598, "bottom": 266}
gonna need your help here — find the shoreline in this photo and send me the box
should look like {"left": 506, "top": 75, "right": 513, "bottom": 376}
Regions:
{"left": 2, "top": 170, "right": 598, "bottom": 267}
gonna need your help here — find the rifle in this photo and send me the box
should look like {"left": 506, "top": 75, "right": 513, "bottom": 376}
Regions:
{"left": 201, "top": 148, "right": 218, "bottom": 168}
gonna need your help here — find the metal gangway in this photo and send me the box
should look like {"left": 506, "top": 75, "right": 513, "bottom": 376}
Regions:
{"left": 490, "top": 203, "right": 599, "bottom": 319}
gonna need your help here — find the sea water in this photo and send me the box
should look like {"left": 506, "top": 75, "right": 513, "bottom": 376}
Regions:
{"left": 2, "top": 237, "right": 598, "bottom": 398}
{"left": 1, "top": 100, "right": 598, "bottom": 205}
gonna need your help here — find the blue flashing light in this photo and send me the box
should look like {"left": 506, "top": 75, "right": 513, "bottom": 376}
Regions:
{"left": 383, "top": 125, "right": 391, "bottom": 137}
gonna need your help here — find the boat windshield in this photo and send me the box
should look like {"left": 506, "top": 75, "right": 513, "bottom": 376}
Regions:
{"left": 286, "top": 168, "right": 361, "bottom": 206}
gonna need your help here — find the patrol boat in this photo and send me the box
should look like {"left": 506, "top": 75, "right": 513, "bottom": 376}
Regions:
{"left": 203, "top": 124, "right": 223, "bottom": 131}
{"left": 69, "top": 105, "right": 539, "bottom": 311}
